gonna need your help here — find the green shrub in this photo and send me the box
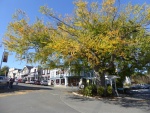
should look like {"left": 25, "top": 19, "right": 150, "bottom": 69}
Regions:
{"left": 107, "top": 86, "right": 113, "bottom": 95}
{"left": 83, "top": 84, "right": 97, "bottom": 96}
{"left": 91, "top": 84, "right": 97, "bottom": 96}
{"left": 97, "top": 86, "right": 104, "bottom": 96}
{"left": 84, "top": 85, "right": 93, "bottom": 96}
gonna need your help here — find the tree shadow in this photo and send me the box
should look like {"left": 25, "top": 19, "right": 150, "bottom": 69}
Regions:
{"left": 68, "top": 95, "right": 94, "bottom": 102}
{"left": 0, "top": 83, "right": 52, "bottom": 94}
{"left": 67, "top": 91, "right": 150, "bottom": 111}
{"left": 102, "top": 93, "right": 150, "bottom": 111}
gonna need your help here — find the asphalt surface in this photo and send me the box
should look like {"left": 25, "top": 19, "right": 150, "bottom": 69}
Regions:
{"left": 0, "top": 83, "right": 150, "bottom": 113}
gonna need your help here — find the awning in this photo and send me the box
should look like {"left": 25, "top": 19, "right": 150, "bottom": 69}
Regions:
{"left": 28, "top": 75, "right": 34, "bottom": 77}
{"left": 105, "top": 75, "right": 120, "bottom": 80}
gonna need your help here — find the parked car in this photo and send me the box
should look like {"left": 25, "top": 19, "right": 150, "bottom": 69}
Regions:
{"left": 34, "top": 80, "right": 41, "bottom": 85}
{"left": 0, "top": 76, "right": 8, "bottom": 86}
{"left": 29, "top": 80, "right": 35, "bottom": 84}
{"left": 40, "top": 80, "right": 48, "bottom": 86}
{"left": 25, "top": 81, "right": 30, "bottom": 84}
{"left": 140, "top": 84, "right": 150, "bottom": 89}
{"left": 20, "top": 79, "right": 27, "bottom": 83}
{"left": 131, "top": 84, "right": 150, "bottom": 89}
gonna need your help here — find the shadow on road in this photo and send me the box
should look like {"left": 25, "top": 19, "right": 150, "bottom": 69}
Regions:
{"left": 67, "top": 91, "right": 150, "bottom": 111}
{"left": 0, "top": 83, "right": 52, "bottom": 94}
{"left": 69, "top": 95, "right": 94, "bottom": 101}
{"left": 103, "top": 95, "right": 150, "bottom": 111}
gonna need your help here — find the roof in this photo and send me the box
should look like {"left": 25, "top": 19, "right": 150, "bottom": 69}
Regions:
{"left": 20, "top": 65, "right": 33, "bottom": 72}
{"left": 25, "top": 65, "right": 33, "bottom": 70}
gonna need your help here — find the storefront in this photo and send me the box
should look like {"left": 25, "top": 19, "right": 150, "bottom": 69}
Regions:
{"left": 54, "top": 78, "right": 65, "bottom": 85}
{"left": 41, "top": 75, "right": 50, "bottom": 80}
{"left": 68, "top": 76, "right": 80, "bottom": 86}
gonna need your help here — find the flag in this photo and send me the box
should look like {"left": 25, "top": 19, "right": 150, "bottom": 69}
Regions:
{"left": 3, "top": 52, "right": 8, "bottom": 62}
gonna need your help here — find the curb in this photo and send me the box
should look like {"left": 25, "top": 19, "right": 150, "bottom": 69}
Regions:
{"left": 72, "top": 92, "right": 103, "bottom": 100}
{"left": 72, "top": 92, "right": 127, "bottom": 101}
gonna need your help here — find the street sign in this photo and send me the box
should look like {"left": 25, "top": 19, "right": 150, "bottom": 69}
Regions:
{"left": 3, "top": 52, "right": 8, "bottom": 62}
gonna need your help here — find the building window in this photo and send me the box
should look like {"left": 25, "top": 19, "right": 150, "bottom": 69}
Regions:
{"left": 47, "top": 69, "right": 50, "bottom": 74}
{"left": 60, "top": 70, "right": 64, "bottom": 74}
{"left": 61, "top": 79, "right": 65, "bottom": 85}
{"left": 56, "top": 71, "right": 59, "bottom": 75}
{"left": 56, "top": 79, "right": 59, "bottom": 84}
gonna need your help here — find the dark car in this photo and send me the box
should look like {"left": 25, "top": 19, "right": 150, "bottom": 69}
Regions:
{"left": 20, "top": 79, "right": 27, "bottom": 83}
{"left": 0, "top": 76, "right": 8, "bottom": 86}
{"left": 34, "top": 80, "right": 41, "bottom": 85}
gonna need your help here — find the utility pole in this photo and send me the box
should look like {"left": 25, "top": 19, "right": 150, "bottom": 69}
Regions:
{"left": 0, "top": 43, "right": 4, "bottom": 70}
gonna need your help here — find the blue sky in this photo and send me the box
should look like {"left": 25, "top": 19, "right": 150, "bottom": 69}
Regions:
{"left": 0, "top": 0, "right": 150, "bottom": 69}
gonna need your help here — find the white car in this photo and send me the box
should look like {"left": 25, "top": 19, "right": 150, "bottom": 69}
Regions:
{"left": 29, "top": 80, "right": 35, "bottom": 84}
{"left": 25, "top": 81, "right": 30, "bottom": 84}
{"left": 40, "top": 80, "right": 48, "bottom": 86}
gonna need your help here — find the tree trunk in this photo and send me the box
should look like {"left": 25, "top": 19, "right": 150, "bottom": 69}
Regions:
{"left": 100, "top": 72, "right": 105, "bottom": 87}
{"left": 94, "top": 65, "right": 106, "bottom": 86}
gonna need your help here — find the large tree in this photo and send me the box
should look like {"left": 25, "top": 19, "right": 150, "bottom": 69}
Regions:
{"left": 3, "top": 0, "right": 150, "bottom": 85}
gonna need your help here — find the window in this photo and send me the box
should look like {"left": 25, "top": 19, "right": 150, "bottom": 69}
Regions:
{"left": 0, "top": 77, "right": 3, "bottom": 80}
{"left": 60, "top": 69, "right": 64, "bottom": 74}
{"left": 61, "top": 79, "right": 65, "bottom": 85}
{"left": 61, "top": 70, "right": 64, "bottom": 74}
{"left": 56, "top": 71, "right": 59, "bottom": 75}
{"left": 56, "top": 79, "right": 59, "bottom": 84}
{"left": 47, "top": 69, "right": 50, "bottom": 74}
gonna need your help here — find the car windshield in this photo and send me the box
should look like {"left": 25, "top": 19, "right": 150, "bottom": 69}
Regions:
{"left": 0, "top": 77, "right": 3, "bottom": 80}
{"left": 0, "top": 76, "right": 5, "bottom": 80}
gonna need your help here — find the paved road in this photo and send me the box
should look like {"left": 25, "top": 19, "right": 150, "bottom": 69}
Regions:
{"left": 0, "top": 83, "right": 150, "bottom": 113}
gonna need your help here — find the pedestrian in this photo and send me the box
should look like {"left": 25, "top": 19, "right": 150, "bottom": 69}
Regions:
{"left": 7, "top": 81, "right": 9, "bottom": 89}
{"left": 9, "top": 78, "right": 14, "bottom": 89}
{"left": 71, "top": 83, "right": 73, "bottom": 88}
{"left": 15, "top": 79, "right": 18, "bottom": 85}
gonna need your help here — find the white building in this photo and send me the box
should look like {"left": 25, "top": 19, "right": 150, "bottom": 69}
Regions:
{"left": 28, "top": 67, "right": 41, "bottom": 81}
{"left": 47, "top": 68, "right": 86, "bottom": 87}
{"left": 49, "top": 68, "right": 66, "bottom": 86}
{"left": 15, "top": 70, "right": 21, "bottom": 79}
{"left": 7, "top": 68, "right": 21, "bottom": 79}
{"left": 20, "top": 66, "right": 33, "bottom": 81}
{"left": 8, "top": 65, "right": 95, "bottom": 87}
{"left": 41, "top": 69, "right": 50, "bottom": 80}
